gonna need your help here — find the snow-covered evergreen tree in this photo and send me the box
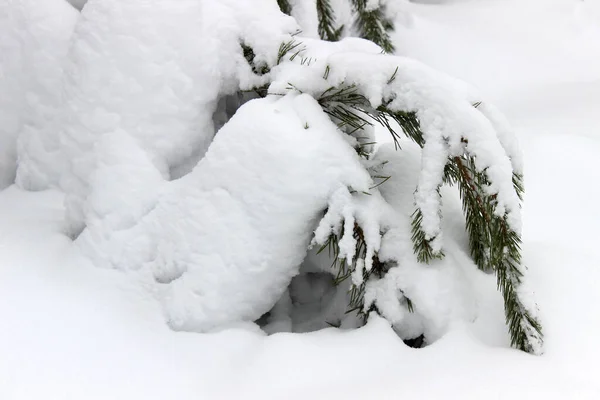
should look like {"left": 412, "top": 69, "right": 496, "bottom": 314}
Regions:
{"left": 5, "top": 0, "right": 542, "bottom": 354}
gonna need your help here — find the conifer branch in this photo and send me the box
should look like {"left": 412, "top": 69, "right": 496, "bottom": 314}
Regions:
{"left": 296, "top": 61, "right": 541, "bottom": 353}
{"left": 350, "top": 0, "right": 395, "bottom": 53}
{"left": 379, "top": 97, "right": 540, "bottom": 353}
{"left": 449, "top": 155, "right": 492, "bottom": 271}
{"left": 315, "top": 84, "right": 425, "bottom": 154}
{"left": 277, "top": 39, "right": 304, "bottom": 65}
{"left": 316, "top": 0, "right": 344, "bottom": 41}
{"left": 410, "top": 208, "right": 444, "bottom": 263}
{"left": 444, "top": 150, "right": 542, "bottom": 353}
{"left": 318, "top": 223, "right": 387, "bottom": 318}
{"left": 375, "top": 105, "right": 425, "bottom": 149}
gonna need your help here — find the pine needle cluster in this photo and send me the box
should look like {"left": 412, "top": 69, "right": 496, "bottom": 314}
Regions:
{"left": 316, "top": 0, "right": 345, "bottom": 41}
{"left": 276, "top": 0, "right": 394, "bottom": 52}
{"left": 350, "top": 0, "right": 395, "bottom": 53}
{"left": 444, "top": 156, "right": 542, "bottom": 353}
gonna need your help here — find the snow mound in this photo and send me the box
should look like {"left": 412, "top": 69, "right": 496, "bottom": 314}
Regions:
{"left": 16, "top": 0, "right": 298, "bottom": 235}
{"left": 0, "top": 0, "right": 77, "bottom": 189}
{"left": 78, "top": 93, "right": 373, "bottom": 332}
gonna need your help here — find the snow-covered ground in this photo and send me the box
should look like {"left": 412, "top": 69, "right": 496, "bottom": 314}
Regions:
{"left": 2, "top": 0, "right": 600, "bottom": 398}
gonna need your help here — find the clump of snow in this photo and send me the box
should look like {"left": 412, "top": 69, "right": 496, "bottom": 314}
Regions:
{"left": 78, "top": 93, "right": 373, "bottom": 332}
{"left": 76, "top": 131, "right": 164, "bottom": 271}
{"left": 383, "top": 0, "right": 413, "bottom": 27}
{"left": 0, "top": 0, "right": 77, "bottom": 190}
{"left": 16, "top": 0, "right": 298, "bottom": 235}
{"left": 289, "top": 0, "right": 319, "bottom": 38}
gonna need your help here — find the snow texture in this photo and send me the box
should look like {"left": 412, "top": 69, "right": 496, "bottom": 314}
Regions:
{"left": 307, "top": 142, "right": 478, "bottom": 342}
{"left": 290, "top": 0, "right": 319, "bottom": 38}
{"left": 3, "top": 0, "right": 600, "bottom": 398}
{"left": 66, "top": 0, "right": 87, "bottom": 10}
{"left": 78, "top": 93, "right": 373, "bottom": 332}
{"left": 0, "top": 0, "right": 77, "bottom": 189}
{"left": 372, "top": 144, "right": 478, "bottom": 341}
{"left": 16, "top": 0, "right": 298, "bottom": 235}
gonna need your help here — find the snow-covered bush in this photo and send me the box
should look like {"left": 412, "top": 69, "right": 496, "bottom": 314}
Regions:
{"left": 11, "top": 0, "right": 542, "bottom": 354}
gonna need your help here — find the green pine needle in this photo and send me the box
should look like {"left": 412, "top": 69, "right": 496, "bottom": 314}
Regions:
{"left": 321, "top": 224, "right": 389, "bottom": 318}
{"left": 410, "top": 208, "right": 445, "bottom": 263}
{"left": 304, "top": 62, "right": 542, "bottom": 354}
{"left": 351, "top": 0, "right": 395, "bottom": 53}
{"left": 316, "top": 0, "right": 344, "bottom": 41}
{"left": 442, "top": 150, "right": 543, "bottom": 353}
{"left": 277, "top": 39, "right": 303, "bottom": 65}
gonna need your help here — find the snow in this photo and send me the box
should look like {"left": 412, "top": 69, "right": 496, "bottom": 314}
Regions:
{"left": 9, "top": 0, "right": 523, "bottom": 344}
{"left": 0, "top": 0, "right": 77, "bottom": 189}
{"left": 290, "top": 0, "right": 320, "bottom": 38}
{"left": 271, "top": 42, "right": 523, "bottom": 247}
{"left": 16, "top": 0, "right": 298, "bottom": 235}
{"left": 2, "top": 0, "right": 600, "bottom": 398}
{"left": 362, "top": 143, "right": 478, "bottom": 342}
{"left": 78, "top": 93, "right": 373, "bottom": 333}
{"left": 66, "top": 0, "right": 87, "bottom": 10}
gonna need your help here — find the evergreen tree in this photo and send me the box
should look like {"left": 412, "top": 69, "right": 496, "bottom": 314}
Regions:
{"left": 13, "top": 0, "right": 543, "bottom": 355}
